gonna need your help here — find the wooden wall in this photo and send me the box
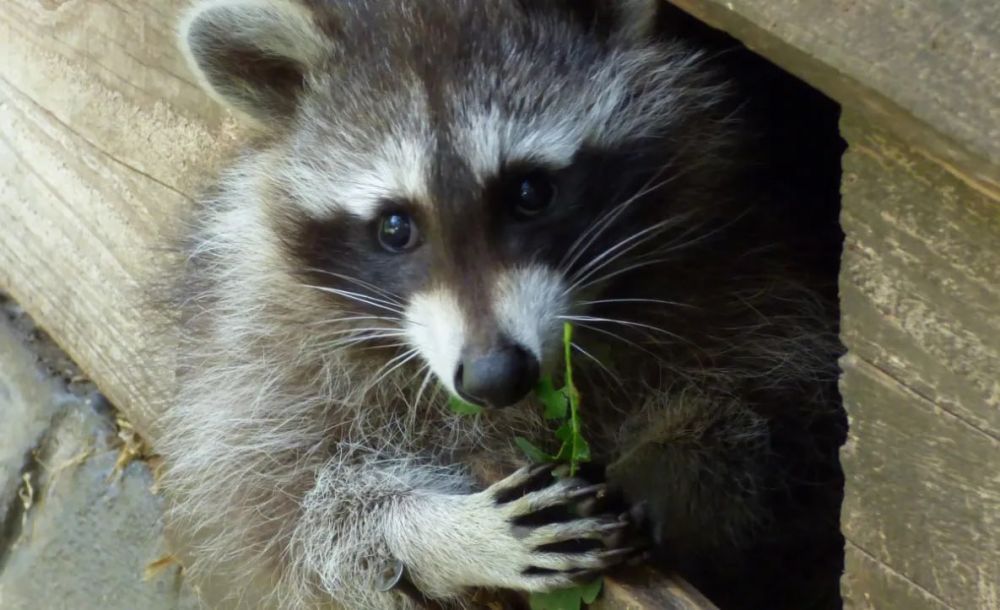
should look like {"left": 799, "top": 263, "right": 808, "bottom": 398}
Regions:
{"left": 839, "top": 118, "right": 999, "bottom": 609}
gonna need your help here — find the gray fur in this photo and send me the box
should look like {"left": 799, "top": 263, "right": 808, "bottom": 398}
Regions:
{"left": 163, "top": 1, "right": 844, "bottom": 609}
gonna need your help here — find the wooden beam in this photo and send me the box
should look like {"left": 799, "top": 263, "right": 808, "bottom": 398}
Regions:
{"left": 666, "top": 0, "right": 1000, "bottom": 190}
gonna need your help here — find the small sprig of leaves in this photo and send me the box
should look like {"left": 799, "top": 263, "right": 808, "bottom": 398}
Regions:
{"left": 448, "top": 324, "right": 601, "bottom": 610}
{"left": 522, "top": 323, "right": 601, "bottom": 610}
{"left": 529, "top": 577, "right": 603, "bottom": 610}
{"left": 514, "top": 323, "right": 590, "bottom": 477}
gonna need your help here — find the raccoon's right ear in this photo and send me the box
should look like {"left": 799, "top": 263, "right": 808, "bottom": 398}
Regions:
{"left": 179, "top": 0, "right": 333, "bottom": 124}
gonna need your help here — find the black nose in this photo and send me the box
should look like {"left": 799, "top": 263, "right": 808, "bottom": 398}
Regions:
{"left": 454, "top": 344, "right": 540, "bottom": 408}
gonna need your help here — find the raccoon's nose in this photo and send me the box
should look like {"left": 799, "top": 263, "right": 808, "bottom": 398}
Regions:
{"left": 455, "top": 343, "right": 540, "bottom": 408}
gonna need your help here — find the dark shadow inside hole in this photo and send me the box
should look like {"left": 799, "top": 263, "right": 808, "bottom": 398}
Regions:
{"left": 647, "top": 5, "right": 848, "bottom": 610}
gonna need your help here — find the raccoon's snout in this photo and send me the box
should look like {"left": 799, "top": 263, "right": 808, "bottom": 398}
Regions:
{"left": 454, "top": 343, "right": 540, "bottom": 408}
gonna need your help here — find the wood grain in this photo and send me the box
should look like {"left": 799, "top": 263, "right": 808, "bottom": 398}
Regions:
{"left": 839, "top": 115, "right": 1000, "bottom": 610}
{"left": 840, "top": 120, "right": 1000, "bottom": 432}
{"left": 843, "top": 543, "right": 951, "bottom": 610}
{"left": 666, "top": 0, "right": 1000, "bottom": 190}
{"left": 0, "top": 0, "right": 240, "bottom": 437}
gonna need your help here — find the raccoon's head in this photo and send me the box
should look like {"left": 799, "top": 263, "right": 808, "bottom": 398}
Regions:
{"left": 181, "top": 0, "right": 732, "bottom": 408}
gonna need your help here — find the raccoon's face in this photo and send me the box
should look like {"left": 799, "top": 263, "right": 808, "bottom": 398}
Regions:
{"left": 182, "top": 0, "right": 727, "bottom": 408}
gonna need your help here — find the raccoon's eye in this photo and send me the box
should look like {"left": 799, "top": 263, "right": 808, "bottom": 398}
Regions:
{"left": 511, "top": 172, "right": 556, "bottom": 219}
{"left": 376, "top": 212, "right": 420, "bottom": 253}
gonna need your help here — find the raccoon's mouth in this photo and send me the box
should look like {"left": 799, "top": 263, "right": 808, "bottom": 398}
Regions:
{"left": 453, "top": 343, "right": 540, "bottom": 409}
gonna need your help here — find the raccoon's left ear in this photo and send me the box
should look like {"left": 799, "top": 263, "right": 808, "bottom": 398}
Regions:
{"left": 179, "top": 0, "right": 334, "bottom": 125}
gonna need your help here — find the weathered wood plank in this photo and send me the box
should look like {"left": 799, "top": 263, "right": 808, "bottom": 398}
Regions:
{"left": 839, "top": 355, "right": 1000, "bottom": 610}
{"left": 839, "top": 114, "right": 1000, "bottom": 610}
{"left": 843, "top": 543, "right": 951, "bottom": 610}
{"left": 666, "top": 0, "right": 1000, "bottom": 190}
{"left": 839, "top": 120, "right": 1000, "bottom": 433}
{"left": 0, "top": 0, "right": 239, "bottom": 438}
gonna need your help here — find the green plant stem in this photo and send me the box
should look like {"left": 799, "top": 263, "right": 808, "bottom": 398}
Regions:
{"left": 563, "top": 323, "right": 583, "bottom": 477}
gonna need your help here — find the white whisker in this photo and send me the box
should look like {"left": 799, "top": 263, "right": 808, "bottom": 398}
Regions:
{"left": 581, "top": 298, "right": 694, "bottom": 309}
{"left": 355, "top": 342, "right": 410, "bottom": 353}
{"left": 364, "top": 349, "right": 420, "bottom": 391}
{"left": 571, "top": 257, "right": 673, "bottom": 294}
{"left": 307, "top": 315, "right": 404, "bottom": 327}
{"left": 302, "top": 285, "right": 405, "bottom": 316}
{"left": 570, "top": 322, "right": 666, "bottom": 362}
{"left": 322, "top": 327, "right": 406, "bottom": 337}
{"left": 305, "top": 269, "right": 406, "bottom": 306}
{"left": 559, "top": 163, "right": 685, "bottom": 273}
{"left": 563, "top": 218, "right": 682, "bottom": 296}
{"left": 412, "top": 366, "right": 434, "bottom": 410}
{"left": 559, "top": 146, "right": 707, "bottom": 274}
{"left": 560, "top": 315, "right": 689, "bottom": 344}
{"left": 325, "top": 333, "right": 408, "bottom": 351}
{"left": 571, "top": 342, "right": 625, "bottom": 394}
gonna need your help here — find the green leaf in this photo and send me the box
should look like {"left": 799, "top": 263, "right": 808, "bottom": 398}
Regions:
{"left": 528, "top": 579, "right": 604, "bottom": 610}
{"left": 536, "top": 376, "right": 569, "bottom": 420}
{"left": 553, "top": 416, "right": 590, "bottom": 474}
{"left": 579, "top": 578, "right": 604, "bottom": 604}
{"left": 515, "top": 436, "right": 555, "bottom": 464}
{"left": 528, "top": 588, "right": 583, "bottom": 610}
{"left": 573, "top": 436, "right": 592, "bottom": 463}
{"left": 555, "top": 421, "right": 574, "bottom": 444}
{"left": 448, "top": 395, "right": 482, "bottom": 415}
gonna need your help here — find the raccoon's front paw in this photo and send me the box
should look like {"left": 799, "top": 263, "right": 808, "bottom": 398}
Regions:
{"left": 467, "top": 464, "right": 641, "bottom": 592}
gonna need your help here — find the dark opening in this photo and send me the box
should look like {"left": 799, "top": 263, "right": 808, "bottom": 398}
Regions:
{"left": 655, "top": 5, "right": 848, "bottom": 610}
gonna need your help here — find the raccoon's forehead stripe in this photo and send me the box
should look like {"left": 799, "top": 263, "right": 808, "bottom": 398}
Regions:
{"left": 455, "top": 111, "right": 581, "bottom": 178}
{"left": 450, "top": 57, "right": 655, "bottom": 177}
{"left": 284, "top": 134, "right": 434, "bottom": 219}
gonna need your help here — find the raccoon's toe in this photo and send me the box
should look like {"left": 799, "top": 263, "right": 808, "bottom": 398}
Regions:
{"left": 520, "top": 518, "right": 629, "bottom": 547}
{"left": 526, "top": 546, "right": 642, "bottom": 573}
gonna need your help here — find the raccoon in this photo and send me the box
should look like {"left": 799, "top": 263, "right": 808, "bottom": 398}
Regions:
{"left": 161, "top": 1, "right": 846, "bottom": 609}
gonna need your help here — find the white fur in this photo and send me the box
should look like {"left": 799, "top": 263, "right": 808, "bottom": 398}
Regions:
{"left": 405, "top": 289, "right": 466, "bottom": 395}
{"left": 283, "top": 133, "right": 433, "bottom": 219}
{"left": 453, "top": 47, "right": 712, "bottom": 182}
{"left": 494, "top": 265, "right": 569, "bottom": 366}
{"left": 162, "top": 2, "right": 727, "bottom": 609}
{"left": 403, "top": 266, "right": 568, "bottom": 394}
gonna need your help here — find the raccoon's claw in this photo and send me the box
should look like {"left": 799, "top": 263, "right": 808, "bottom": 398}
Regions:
{"left": 524, "top": 546, "right": 643, "bottom": 572}
{"left": 506, "top": 479, "right": 607, "bottom": 515}
{"left": 477, "top": 466, "right": 638, "bottom": 591}
{"left": 516, "top": 517, "right": 625, "bottom": 546}
{"left": 488, "top": 463, "right": 558, "bottom": 498}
